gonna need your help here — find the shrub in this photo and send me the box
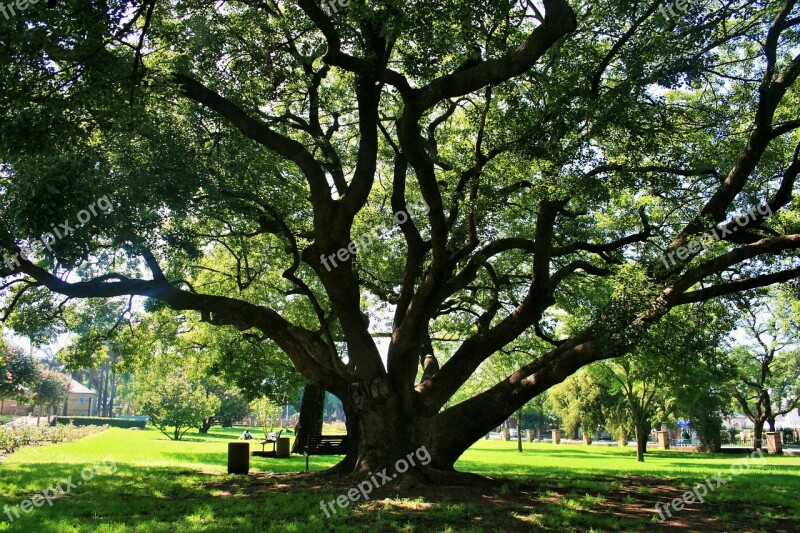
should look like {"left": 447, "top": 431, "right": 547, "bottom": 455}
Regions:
{"left": 137, "top": 368, "right": 218, "bottom": 440}
{"left": 50, "top": 416, "right": 146, "bottom": 429}
{"left": 0, "top": 423, "right": 106, "bottom": 454}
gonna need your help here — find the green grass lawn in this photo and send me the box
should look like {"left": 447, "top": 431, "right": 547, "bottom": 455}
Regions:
{"left": 0, "top": 426, "right": 797, "bottom": 532}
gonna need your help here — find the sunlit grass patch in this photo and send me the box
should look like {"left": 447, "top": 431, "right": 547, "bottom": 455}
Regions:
{"left": 0, "top": 428, "right": 797, "bottom": 532}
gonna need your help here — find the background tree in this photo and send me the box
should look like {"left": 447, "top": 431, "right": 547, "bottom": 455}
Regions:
{"left": 136, "top": 362, "right": 220, "bottom": 441}
{"left": 216, "top": 388, "right": 251, "bottom": 428}
{"left": 519, "top": 395, "right": 557, "bottom": 442}
{"left": 58, "top": 302, "right": 305, "bottom": 430}
{"left": 2, "top": 0, "right": 800, "bottom": 478}
{"left": 198, "top": 381, "right": 250, "bottom": 433}
{"left": 0, "top": 340, "right": 39, "bottom": 414}
{"left": 596, "top": 303, "right": 732, "bottom": 460}
{"left": 49, "top": 299, "right": 135, "bottom": 418}
{"left": 32, "top": 369, "right": 71, "bottom": 423}
{"left": 729, "top": 291, "right": 800, "bottom": 449}
{"left": 548, "top": 369, "right": 609, "bottom": 443}
{"left": 597, "top": 359, "right": 647, "bottom": 450}
{"left": 683, "top": 388, "right": 731, "bottom": 452}
{"left": 251, "top": 397, "right": 285, "bottom": 439}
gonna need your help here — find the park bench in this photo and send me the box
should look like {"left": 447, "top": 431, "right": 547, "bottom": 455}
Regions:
{"left": 305, "top": 435, "right": 348, "bottom": 472}
{"left": 258, "top": 430, "right": 282, "bottom": 454}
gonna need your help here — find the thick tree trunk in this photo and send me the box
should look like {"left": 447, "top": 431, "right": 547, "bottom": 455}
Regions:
{"left": 291, "top": 383, "right": 326, "bottom": 454}
{"left": 324, "top": 387, "right": 505, "bottom": 485}
{"left": 753, "top": 420, "right": 764, "bottom": 450}
{"left": 97, "top": 369, "right": 104, "bottom": 417}
{"left": 315, "top": 336, "right": 620, "bottom": 480}
{"left": 102, "top": 366, "right": 110, "bottom": 417}
{"left": 348, "top": 395, "right": 405, "bottom": 474}
{"left": 634, "top": 421, "right": 650, "bottom": 462}
{"left": 319, "top": 383, "right": 445, "bottom": 480}
{"left": 108, "top": 371, "right": 116, "bottom": 418}
{"left": 199, "top": 417, "right": 214, "bottom": 434}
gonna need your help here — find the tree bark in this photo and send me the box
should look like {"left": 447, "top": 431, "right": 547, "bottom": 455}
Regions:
{"left": 199, "top": 417, "right": 214, "bottom": 434}
{"left": 539, "top": 410, "right": 545, "bottom": 441}
{"left": 291, "top": 383, "right": 326, "bottom": 454}
{"left": 753, "top": 420, "right": 764, "bottom": 450}
{"left": 108, "top": 371, "right": 116, "bottom": 418}
{"left": 634, "top": 421, "right": 650, "bottom": 462}
{"left": 102, "top": 364, "right": 111, "bottom": 417}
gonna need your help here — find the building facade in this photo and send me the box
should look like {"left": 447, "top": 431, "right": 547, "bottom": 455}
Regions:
{"left": 62, "top": 379, "right": 97, "bottom": 416}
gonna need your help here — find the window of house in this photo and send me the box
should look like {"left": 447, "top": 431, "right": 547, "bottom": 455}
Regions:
{"left": 78, "top": 397, "right": 86, "bottom": 404}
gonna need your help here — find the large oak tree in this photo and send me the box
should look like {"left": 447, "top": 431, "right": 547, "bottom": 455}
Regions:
{"left": 1, "top": 0, "right": 800, "bottom": 479}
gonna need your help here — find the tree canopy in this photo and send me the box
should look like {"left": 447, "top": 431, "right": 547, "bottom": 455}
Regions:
{"left": 135, "top": 357, "right": 220, "bottom": 441}
{"left": 0, "top": 340, "right": 38, "bottom": 401}
{"left": 31, "top": 369, "right": 71, "bottom": 415}
{"left": 728, "top": 289, "right": 800, "bottom": 447}
{"left": 1, "top": 0, "right": 800, "bottom": 476}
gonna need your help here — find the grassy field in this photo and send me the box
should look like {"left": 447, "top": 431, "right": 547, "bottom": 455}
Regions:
{"left": 0, "top": 426, "right": 797, "bottom": 532}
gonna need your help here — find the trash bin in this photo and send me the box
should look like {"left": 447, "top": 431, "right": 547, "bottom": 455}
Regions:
{"left": 228, "top": 442, "right": 250, "bottom": 474}
{"left": 276, "top": 437, "right": 290, "bottom": 458}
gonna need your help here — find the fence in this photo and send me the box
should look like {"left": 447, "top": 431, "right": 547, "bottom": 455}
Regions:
{"left": 727, "top": 436, "right": 799, "bottom": 449}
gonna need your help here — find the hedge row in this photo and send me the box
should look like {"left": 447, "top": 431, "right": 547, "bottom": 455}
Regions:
{"left": 1, "top": 424, "right": 106, "bottom": 454}
{"left": 50, "top": 416, "right": 146, "bottom": 429}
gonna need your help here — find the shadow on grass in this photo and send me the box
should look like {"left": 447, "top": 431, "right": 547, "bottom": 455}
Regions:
{"left": 156, "top": 450, "right": 340, "bottom": 476}
{"left": 0, "top": 462, "right": 335, "bottom": 533}
{"left": 0, "top": 462, "right": 552, "bottom": 533}
{"left": 2, "top": 458, "right": 798, "bottom": 533}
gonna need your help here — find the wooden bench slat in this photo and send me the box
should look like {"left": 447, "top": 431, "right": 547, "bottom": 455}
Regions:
{"left": 258, "top": 430, "right": 282, "bottom": 452}
{"left": 305, "top": 435, "right": 348, "bottom": 471}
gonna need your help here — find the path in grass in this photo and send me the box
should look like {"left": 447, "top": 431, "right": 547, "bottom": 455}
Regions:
{"left": 0, "top": 427, "right": 797, "bottom": 532}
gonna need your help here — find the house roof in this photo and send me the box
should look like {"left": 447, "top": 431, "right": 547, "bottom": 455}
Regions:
{"left": 68, "top": 379, "right": 96, "bottom": 395}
